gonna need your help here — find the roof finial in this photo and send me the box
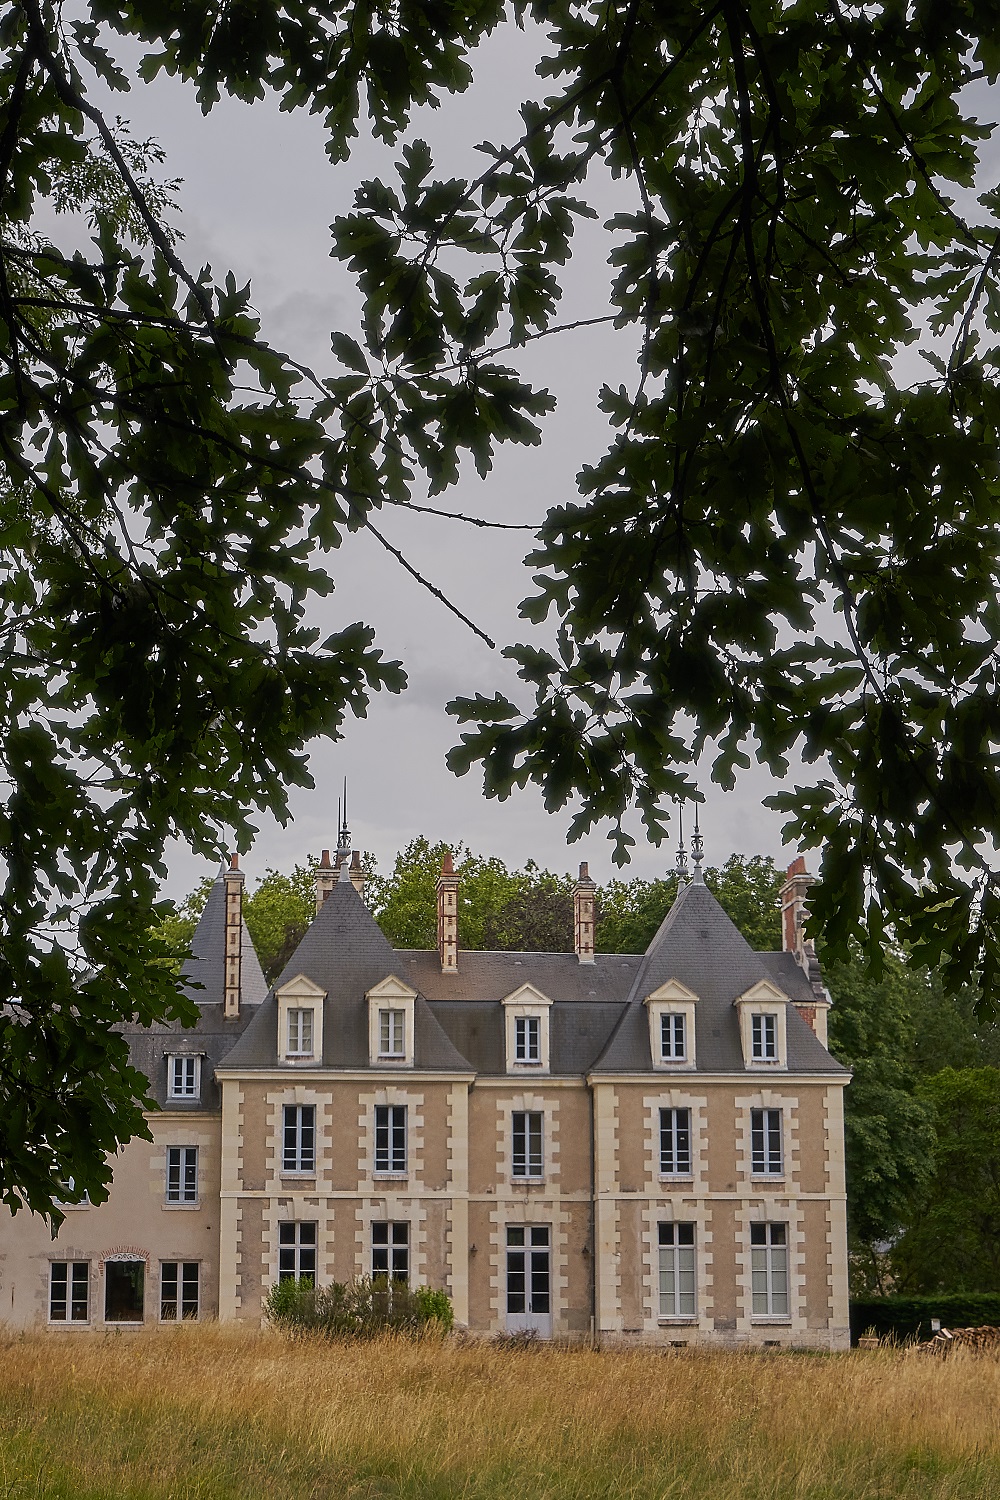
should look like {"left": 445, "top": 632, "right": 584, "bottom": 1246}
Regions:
{"left": 338, "top": 777, "right": 350, "bottom": 855}
{"left": 691, "top": 802, "right": 704, "bottom": 882}
{"left": 675, "top": 801, "right": 689, "bottom": 881}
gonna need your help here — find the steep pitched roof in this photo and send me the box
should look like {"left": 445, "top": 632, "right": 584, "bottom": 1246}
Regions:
{"left": 180, "top": 874, "right": 268, "bottom": 1008}
{"left": 223, "top": 879, "right": 473, "bottom": 1073}
{"left": 591, "top": 877, "right": 846, "bottom": 1074}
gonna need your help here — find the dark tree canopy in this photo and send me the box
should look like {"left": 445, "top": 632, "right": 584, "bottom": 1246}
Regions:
{"left": 5, "top": 0, "right": 1000, "bottom": 1217}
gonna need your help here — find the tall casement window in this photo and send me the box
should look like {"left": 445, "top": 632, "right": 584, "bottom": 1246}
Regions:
{"left": 751, "top": 1013, "right": 778, "bottom": 1062}
{"left": 49, "top": 1262, "right": 89, "bottom": 1322}
{"left": 166, "top": 1146, "right": 199, "bottom": 1204}
{"left": 372, "top": 1222, "right": 409, "bottom": 1282}
{"left": 167, "top": 1054, "right": 201, "bottom": 1100}
{"left": 374, "top": 1104, "right": 407, "bottom": 1174}
{"left": 511, "top": 1110, "right": 544, "bottom": 1179}
{"left": 506, "top": 1226, "right": 551, "bottom": 1321}
{"left": 750, "top": 1223, "right": 789, "bottom": 1317}
{"left": 379, "top": 1008, "right": 405, "bottom": 1058}
{"left": 282, "top": 1104, "right": 316, "bottom": 1174}
{"left": 658, "top": 1224, "right": 696, "bottom": 1318}
{"left": 286, "top": 1007, "right": 315, "bottom": 1059}
{"left": 750, "top": 1108, "right": 783, "bottom": 1176}
{"left": 278, "top": 1222, "right": 317, "bottom": 1283}
{"left": 160, "top": 1262, "right": 199, "bottom": 1321}
{"left": 660, "top": 1013, "right": 687, "bottom": 1062}
{"left": 659, "top": 1107, "right": 693, "bottom": 1176}
{"left": 514, "top": 1015, "right": 541, "bottom": 1064}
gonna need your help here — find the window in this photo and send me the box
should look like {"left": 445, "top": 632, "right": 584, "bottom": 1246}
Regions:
{"left": 750, "top": 1223, "right": 789, "bottom": 1317}
{"left": 660, "top": 1013, "right": 687, "bottom": 1061}
{"left": 160, "top": 1262, "right": 199, "bottom": 1321}
{"left": 750, "top": 1109, "right": 783, "bottom": 1176}
{"left": 105, "top": 1260, "right": 145, "bottom": 1323}
{"left": 166, "top": 1146, "right": 198, "bottom": 1204}
{"left": 53, "top": 1178, "right": 90, "bottom": 1209}
{"left": 49, "top": 1262, "right": 89, "bottom": 1322}
{"left": 282, "top": 1104, "right": 316, "bottom": 1174}
{"left": 511, "top": 1111, "right": 543, "bottom": 1179}
{"left": 658, "top": 1224, "right": 696, "bottom": 1318}
{"left": 287, "top": 1008, "right": 314, "bottom": 1058}
{"left": 659, "top": 1107, "right": 692, "bottom": 1176}
{"left": 379, "top": 1008, "right": 405, "bottom": 1057}
{"left": 506, "top": 1226, "right": 550, "bottom": 1316}
{"left": 514, "top": 1015, "right": 541, "bottom": 1064}
{"left": 167, "top": 1054, "right": 201, "bottom": 1100}
{"left": 374, "top": 1104, "right": 407, "bottom": 1174}
{"left": 278, "top": 1222, "right": 317, "bottom": 1283}
{"left": 372, "top": 1222, "right": 409, "bottom": 1282}
{"left": 751, "top": 1013, "right": 778, "bottom": 1061}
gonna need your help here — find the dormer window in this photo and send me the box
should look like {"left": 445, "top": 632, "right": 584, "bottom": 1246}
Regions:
{"left": 515, "top": 1015, "right": 541, "bottom": 1064}
{"left": 752, "top": 1013, "right": 777, "bottom": 1062}
{"left": 167, "top": 1054, "right": 202, "bottom": 1101}
{"left": 275, "top": 975, "right": 326, "bottom": 1064}
{"left": 735, "top": 981, "right": 789, "bottom": 1069}
{"left": 644, "top": 980, "right": 698, "bottom": 1070}
{"left": 380, "top": 1008, "right": 405, "bottom": 1058}
{"left": 366, "top": 976, "right": 417, "bottom": 1067}
{"left": 503, "top": 984, "right": 553, "bottom": 1073}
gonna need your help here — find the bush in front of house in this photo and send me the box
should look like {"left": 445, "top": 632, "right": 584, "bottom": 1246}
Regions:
{"left": 265, "top": 1275, "right": 454, "bottom": 1338}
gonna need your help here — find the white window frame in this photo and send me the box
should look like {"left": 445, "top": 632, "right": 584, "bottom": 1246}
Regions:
{"left": 366, "top": 976, "right": 417, "bottom": 1067}
{"left": 750, "top": 1107, "right": 784, "bottom": 1176}
{"left": 659, "top": 1106, "right": 693, "bottom": 1177}
{"left": 160, "top": 1261, "right": 200, "bottom": 1321}
{"left": 503, "top": 984, "right": 553, "bottom": 1074}
{"left": 374, "top": 1103, "right": 408, "bottom": 1175}
{"left": 735, "top": 982, "right": 789, "bottom": 1069}
{"left": 511, "top": 1109, "right": 544, "bottom": 1180}
{"left": 278, "top": 1221, "right": 317, "bottom": 1283}
{"left": 658, "top": 1223, "right": 696, "bottom": 1320}
{"left": 515, "top": 1014, "right": 542, "bottom": 1064}
{"left": 165, "top": 1145, "right": 199, "bottom": 1205}
{"left": 644, "top": 980, "right": 698, "bottom": 1070}
{"left": 275, "top": 974, "right": 326, "bottom": 1064}
{"left": 49, "top": 1261, "right": 90, "bottom": 1323}
{"left": 287, "top": 1007, "right": 314, "bottom": 1058}
{"left": 752, "top": 1013, "right": 778, "bottom": 1061}
{"left": 379, "top": 1008, "right": 406, "bottom": 1058}
{"left": 167, "top": 1054, "right": 202, "bottom": 1100}
{"left": 282, "top": 1103, "right": 316, "bottom": 1175}
{"left": 372, "top": 1221, "right": 410, "bottom": 1282}
{"left": 750, "top": 1222, "right": 790, "bottom": 1319}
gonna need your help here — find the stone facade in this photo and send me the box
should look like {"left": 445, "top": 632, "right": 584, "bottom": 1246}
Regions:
{"left": 0, "top": 847, "right": 851, "bottom": 1348}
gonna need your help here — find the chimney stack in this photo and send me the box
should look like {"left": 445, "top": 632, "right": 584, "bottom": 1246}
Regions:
{"left": 574, "top": 861, "right": 597, "bottom": 964}
{"left": 223, "top": 854, "right": 244, "bottom": 1019}
{"left": 315, "top": 848, "right": 336, "bottom": 914}
{"left": 780, "top": 856, "right": 831, "bottom": 1043}
{"left": 437, "top": 851, "right": 459, "bottom": 974}
{"left": 349, "top": 849, "right": 365, "bottom": 897}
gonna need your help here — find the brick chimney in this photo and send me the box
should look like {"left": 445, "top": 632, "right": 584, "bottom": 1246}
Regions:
{"left": 223, "top": 854, "right": 244, "bottom": 1019}
{"left": 574, "top": 861, "right": 597, "bottom": 964}
{"left": 780, "top": 856, "right": 830, "bottom": 1043}
{"left": 349, "top": 849, "right": 365, "bottom": 897}
{"left": 315, "top": 848, "right": 336, "bottom": 914}
{"left": 437, "top": 851, "right": 459, "bottom": 974}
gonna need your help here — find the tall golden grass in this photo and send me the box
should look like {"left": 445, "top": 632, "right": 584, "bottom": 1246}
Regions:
{"left": 1, "top": 1327, "right": 1000, "bottom": 1498}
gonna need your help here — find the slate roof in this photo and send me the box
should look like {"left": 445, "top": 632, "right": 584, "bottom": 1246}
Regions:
{"left": 180, "top": 874, "right": 268, "bottom": 1009}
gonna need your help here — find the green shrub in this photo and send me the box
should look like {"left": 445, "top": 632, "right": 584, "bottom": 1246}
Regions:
{"left": 264, "top": 1276, "right": 454, "bottom": 1340}
{"left": 850, "top": 1293, "right": 1000, "bottom": 1344}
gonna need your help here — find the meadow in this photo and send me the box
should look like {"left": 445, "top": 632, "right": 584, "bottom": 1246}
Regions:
{"left": 1, "top": 1327, "right": 999, "bottom": 1499}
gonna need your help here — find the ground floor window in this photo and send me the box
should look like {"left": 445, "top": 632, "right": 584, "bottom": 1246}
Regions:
{"left": 658, "top": 1222, "right": 696, "bottom": 1317}
{"left": 160, "top": 1261, "right": 199, "bottom": 1321}
{"left": 49, "top": 1261, "right": 89, "bottom": 1322}
{"left": 278, "top": 1221, "right": 317, "bottom": 1283}
{"left": 371, "top": 1222, "right": 409, "bottom": 1282}
{"left": 506, "top": 1225, "right": 551, "bottom": 1317}
{"left": 105, "top": 1259, "right": 145, "bottom": 1323}
{"left": 750, "top": 1222, "right": 789, "bottom": 1317}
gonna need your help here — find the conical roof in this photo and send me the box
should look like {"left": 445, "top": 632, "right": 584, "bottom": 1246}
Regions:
{"left": 180, "top": 875, "right": 268, "bottom": 1007}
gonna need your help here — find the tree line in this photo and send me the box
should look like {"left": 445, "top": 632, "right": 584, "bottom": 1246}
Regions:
{"left": 163, "top": 839, "right": 1000, "bottom": 1300}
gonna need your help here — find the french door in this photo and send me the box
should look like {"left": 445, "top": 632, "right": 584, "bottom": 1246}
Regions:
{"left": 506, "top": 1225, "right": 552, "bottom": 1337}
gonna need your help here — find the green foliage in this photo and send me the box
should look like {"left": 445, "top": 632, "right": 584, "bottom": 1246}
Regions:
{"left": 264, "top": 1275, "right": 453, "bottom": 1339}
{"left": 849, "top": 1293, "right": 1000, "bottom": 1345}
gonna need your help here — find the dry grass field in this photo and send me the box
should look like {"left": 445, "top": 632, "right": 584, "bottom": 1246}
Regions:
{"left": 1, "top": 1327, "right": 1000, "bottom": 1499}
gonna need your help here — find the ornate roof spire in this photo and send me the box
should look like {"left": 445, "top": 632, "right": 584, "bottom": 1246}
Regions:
{"left": 691, "top": 802, "right": 705, "bottom": 882}
{"left": 337, "top": 777, "right": 351, "bottom": 856}
{"left": 675, "top": 801, "right": 689, "bottom": 881}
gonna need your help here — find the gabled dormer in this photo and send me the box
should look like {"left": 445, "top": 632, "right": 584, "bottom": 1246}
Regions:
{"left": 503, "top": 983, "right": 553, "bottom": 1073}
{"left": 367, "top": 975, "right": 418, "bottom": 1068}
{"left": 643, "top": 978, "right": 698, "bottom": 1069}
{"left": 734, "top": 979, "right": 789, "bottom": 1069}
{"left": 276, "top": 974, "right": 326, "bottom": 1064}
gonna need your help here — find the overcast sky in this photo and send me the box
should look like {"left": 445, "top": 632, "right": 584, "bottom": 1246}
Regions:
{"left": 88, "top": 21, "right": 823, "bottom": 899}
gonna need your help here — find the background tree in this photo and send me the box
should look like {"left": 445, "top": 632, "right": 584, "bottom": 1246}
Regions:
{"left": 8, "top": 2, "right": 1000, "bottom": 1217}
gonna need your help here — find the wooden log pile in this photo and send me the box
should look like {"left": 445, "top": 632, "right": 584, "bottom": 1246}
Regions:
{"left": 915, "top": 1325, "right": 1000, "bottom": 1355}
